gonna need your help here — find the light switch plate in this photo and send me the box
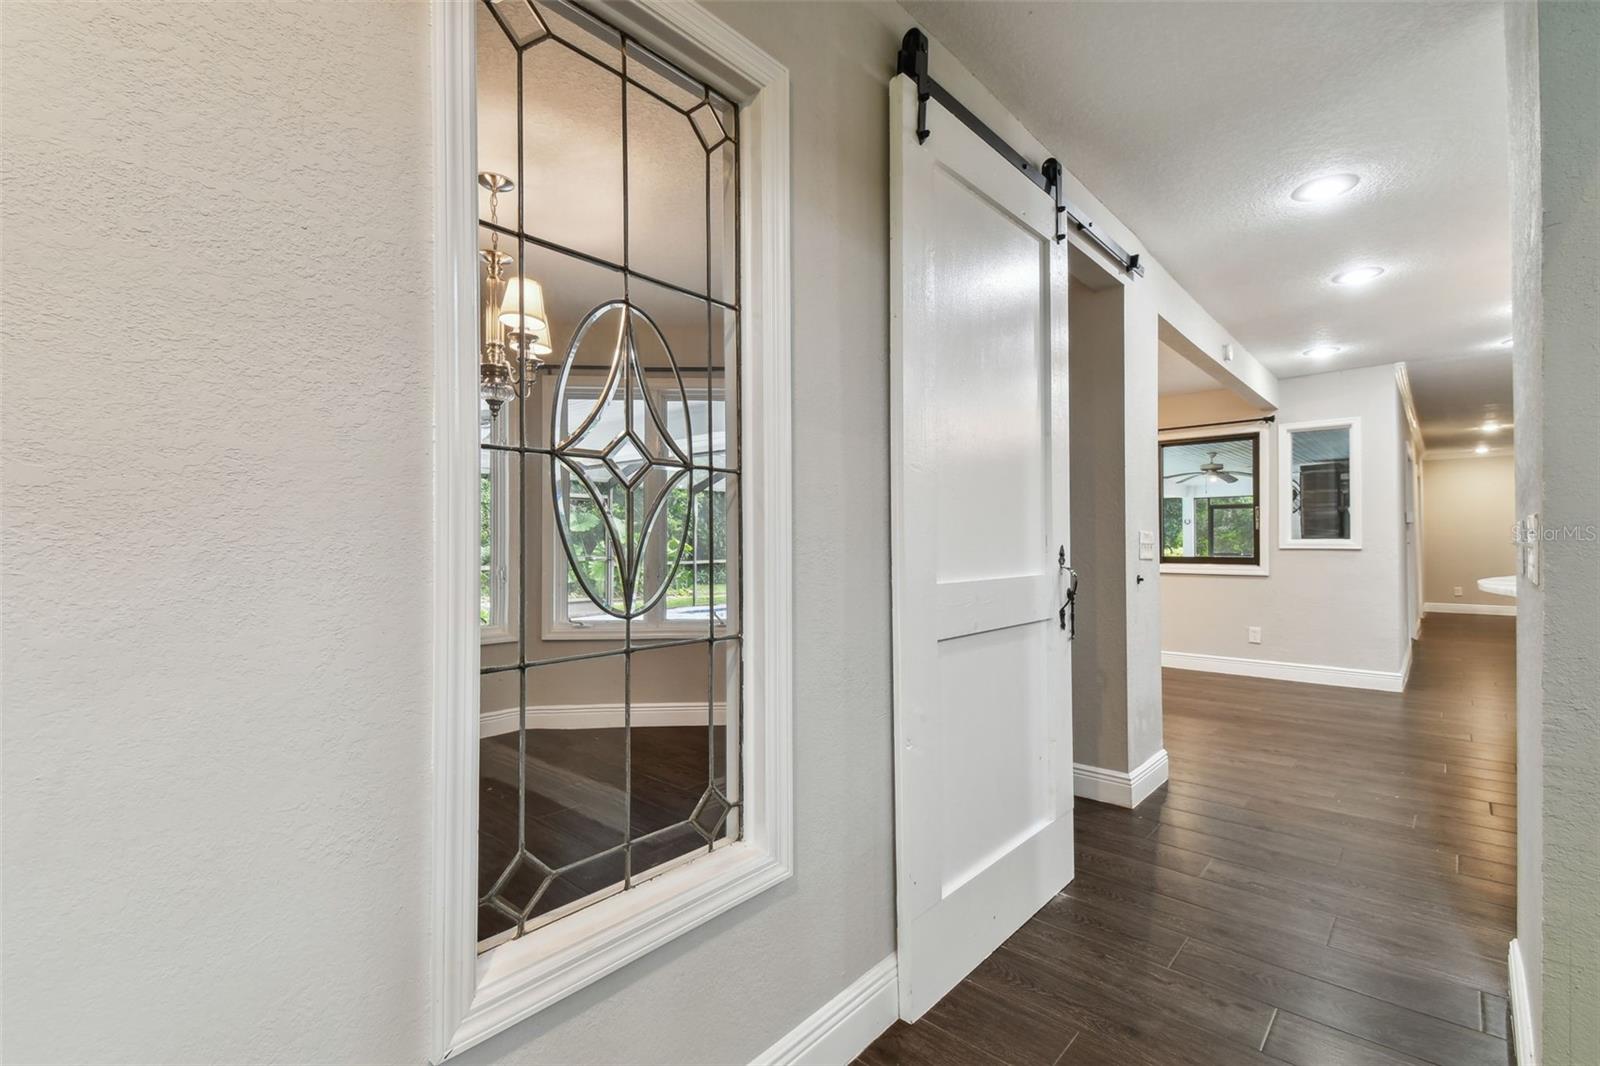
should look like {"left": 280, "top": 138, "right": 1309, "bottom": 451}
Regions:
{"left": 1138, "top": 529, "right": 1155, "bottom": 546}
{"left": 1138, "top": 544, "right": 1155, "bottom": 561}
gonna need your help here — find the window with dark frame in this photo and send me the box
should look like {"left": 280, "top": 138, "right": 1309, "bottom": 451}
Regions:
{"left": 1159, "top": 432, "right": 1261, "bottom": 566}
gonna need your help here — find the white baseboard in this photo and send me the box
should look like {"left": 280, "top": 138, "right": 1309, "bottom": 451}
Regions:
{"left": 1074, "top": 749, "right": 1169, "bottom": 808}
{"left": 1161, "top": 650, "right": 1408, "bottom": 692}
{"left": 751, "top": 954, "right": 898, "bottom": 1066}
{"left": 481, "top": 702, "right": 727, "bottom": 737}
{"left": 1399, "top": 641, "right": 1414, "bottom": 691}
{"left": 1509, "top": 939, "right": 1536, "bottom": 1066}
{"left": 1425, "top": 601, "right": 1518, "bottom": 617}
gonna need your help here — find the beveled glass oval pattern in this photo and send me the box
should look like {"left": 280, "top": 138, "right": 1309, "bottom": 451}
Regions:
{"left": 551, "top": 300, "right": 693, "bottom": 619}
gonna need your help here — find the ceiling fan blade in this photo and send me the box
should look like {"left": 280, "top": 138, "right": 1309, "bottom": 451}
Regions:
{"left": 1218, "top": 473, "right": 1238, "bottom": 484}
{"left": 1163, "top": 472, "right": 1197, "bottom": 480}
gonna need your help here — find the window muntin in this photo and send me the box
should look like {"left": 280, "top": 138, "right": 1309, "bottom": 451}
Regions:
{"left": 480, "top": 406, "right": 516, "bottom": 643}
{"left": 548, "top": 383, "right": 731, "bottom": 635}
{"left": 1159, "top": 433, "right": 1261, "bottom": 565}
{"left": 1285, "top": 424, "right": 1355, "bottom": 542}
{"left": 474, "top": 0, "right": 742, "bottom": 950}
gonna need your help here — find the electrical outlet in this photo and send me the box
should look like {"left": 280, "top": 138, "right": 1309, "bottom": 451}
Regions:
{"left": 1453, "top": 586, "right": 1463, "bottom": 597}
{"left": 1247, "top": 626, "right": 1262, "bottom": 644}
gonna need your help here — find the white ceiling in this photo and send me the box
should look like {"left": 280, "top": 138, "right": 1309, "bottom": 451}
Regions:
{"left": 903, "top": 0, "right": 1514, "bottom": 453}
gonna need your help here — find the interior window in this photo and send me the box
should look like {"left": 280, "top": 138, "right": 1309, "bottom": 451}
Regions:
{"left": 1286, "top": 425, "right": 1354, "bottom": 540}
{"left": 474, "top": 0, "right": 743, "bottom": 950}
{"left": 1160, "top": 433, "right": 1260, "bottom": 565}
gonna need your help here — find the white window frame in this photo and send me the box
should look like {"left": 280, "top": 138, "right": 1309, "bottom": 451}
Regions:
{"left": 1279, "top": 416, "right": 1363, "bottom": 550}
{"left": 429, "top": 3, "right": 791, "bottom": 1060}
{"left": 1158, "top": 422, "right": 1271, "bottom": 577}
{"left": 541, "top": 379, "right": 735, "bottom": 641}
{"left": 480, "top": 408, "right": 518, "bottom": 645}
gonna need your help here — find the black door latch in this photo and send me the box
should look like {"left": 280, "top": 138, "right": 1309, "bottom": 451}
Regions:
{"left": 1058, "top": 546, "right": 1078, "bottom": 639}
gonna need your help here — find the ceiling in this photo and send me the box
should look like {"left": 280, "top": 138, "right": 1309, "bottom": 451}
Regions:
{"left": 903, "top": 0, "right": 1514, "bottom": 454}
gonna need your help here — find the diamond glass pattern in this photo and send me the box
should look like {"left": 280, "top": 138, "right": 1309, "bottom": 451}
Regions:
{"left": 476, "top": 0, "right": 743, "bottom": 950}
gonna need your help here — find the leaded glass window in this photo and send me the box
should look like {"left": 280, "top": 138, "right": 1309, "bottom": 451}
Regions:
{"left": 475, "top": 0, "right": 742, "bottom": 950}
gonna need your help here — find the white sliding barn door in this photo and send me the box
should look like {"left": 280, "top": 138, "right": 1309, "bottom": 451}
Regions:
{"left": 888, "top": 77, "right": 1074, "bottom": 1020}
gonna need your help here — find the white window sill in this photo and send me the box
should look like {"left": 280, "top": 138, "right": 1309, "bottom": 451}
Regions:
{"left": 480, "top": 627, "right": 517, "bottom": 646}
{"left": 442, "top": 839, "right": 789, "bottom": 1060}
{"left": 1160, "top": 561, "right": 1270, "bottom": 576}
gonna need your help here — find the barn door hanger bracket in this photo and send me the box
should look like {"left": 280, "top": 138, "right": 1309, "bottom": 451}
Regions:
{"left": 894, "top": 29, "right": 1145, "bottom": 277}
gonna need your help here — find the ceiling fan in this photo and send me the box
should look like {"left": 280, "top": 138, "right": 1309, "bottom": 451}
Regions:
{"left": 1164, "top": 451, "right": 1250, "bottom": 485}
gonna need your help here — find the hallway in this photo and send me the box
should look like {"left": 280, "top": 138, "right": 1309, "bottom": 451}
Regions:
{"left": 862, "top": 615, "right": 1516, "bottom": 1066}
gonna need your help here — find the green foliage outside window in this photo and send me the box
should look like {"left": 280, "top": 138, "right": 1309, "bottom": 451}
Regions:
{"left": 1161, "top": 495, "right": 1253, "bottom": 559}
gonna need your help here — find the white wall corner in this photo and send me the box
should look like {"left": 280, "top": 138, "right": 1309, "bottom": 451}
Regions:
{"left": 1509, "top": 939, "right": 1536, "bottom": 1066}
{"left": 750, "top": 955, "right": 898, "bottom": 1066}
{"left": 1161, "top": 650, "right": 1408, "bottom": 693}
{"left": 1073, "top": 749, "right": 1169, "bottom": 808}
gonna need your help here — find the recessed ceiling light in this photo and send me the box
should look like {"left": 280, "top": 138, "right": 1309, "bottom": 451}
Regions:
{"left": 1482, "top": 420, "right": 1502, "bottom": 433}
{"left": 1332, "top": 266, "right": 1385, "bottom": 286}
{"left": 1303, "top": 344, "right": 1342, "bottom": 358}
{"left": 1475, "top": 442, "right": 1490, "bottom": 455}
{"left": 1290, "top": 173, "right": 1361, "bottom": 202}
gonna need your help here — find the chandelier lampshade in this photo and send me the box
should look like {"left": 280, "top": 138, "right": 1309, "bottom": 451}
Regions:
{"left": 498, "top": 276, "right": 548, "bottom": 333}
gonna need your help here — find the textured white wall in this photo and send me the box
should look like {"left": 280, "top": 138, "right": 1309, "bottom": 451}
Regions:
{"left": 1160, "top": 365, "right": 1410, "bottom": 676}
{"left": 1, "top": 3, "right": 435, "bottom": 1062}
{"left": 1509, "top": 3, "right": 1600, "bottom": 1063}
{"left": 1421, "top": 456, "right": 1517, "bottom": 607}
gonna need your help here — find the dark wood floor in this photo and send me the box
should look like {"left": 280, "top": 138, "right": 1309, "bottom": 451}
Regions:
{"left": 863, "top": 614, "right": 1516, "bottom": 1066}
{"left": 478, "top": 724, "right": 726, "bottom": 941}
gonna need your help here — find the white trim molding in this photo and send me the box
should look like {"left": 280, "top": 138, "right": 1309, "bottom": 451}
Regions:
{"left": 1074, "top": 749, "right": 1170, "bottom": 808}
{"left": 1158, "top": 421, "right": 1272, "bottom": 576}
{"left": 480, "top": 701, "right": 728, "bottom": 737}
{"left": 430, "top": 2, "right": 792, "bottom": 1060}
{"left": 1162, "top": 650, "right": 1408, "bottom": 693}
{"left": 751, "top": 955, "right": 899, "bottom": 1066}
{"left": 1509, "top": 939, "right": 1536, "bottom": 1066}
{"left": 1279, "top": 416, "right": 1363, "bottom": 550}
{"left": 1424, "top": 601, "right": 1518, "bottom": 617}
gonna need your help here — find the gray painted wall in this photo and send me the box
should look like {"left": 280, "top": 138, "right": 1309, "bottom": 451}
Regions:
{"left": 1069, "top": 278, "right": 1130, "bottom": 772}
{"left": 2, "top": 3, "right": 436, "bottom": 1061}
{"left": 1421, "top": 455, "right": 1517, "bottom": 609}
{"left": 1160, "top": 365, "right": 1411, "bottom": 678}
{"left": 1508, "top": 3, "right": 1600, "bottom": 1063}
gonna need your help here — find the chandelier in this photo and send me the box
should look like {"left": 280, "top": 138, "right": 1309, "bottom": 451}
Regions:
{"left": 479, "top": 171, "right": 550, "bottom": 418}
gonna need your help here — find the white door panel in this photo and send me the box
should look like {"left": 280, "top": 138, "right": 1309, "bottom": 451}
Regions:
{"left": 890, "top": 74, "right": 1073, "bottom": 1021}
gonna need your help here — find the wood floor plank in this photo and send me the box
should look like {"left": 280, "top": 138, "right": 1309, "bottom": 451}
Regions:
{"left": 1263, "top": 1010, "right": 1438, "bottom": 1066}
{"left": 1041, "top": 887, "right": 1494, "bottom": 1024}
{"left": 1001, "top": 920, "right": 1275, "bottom": 1048}
{"left": 922, "top": 978, "right": 1076, "bottom": 1066}
{"left": 1169, "top": 936, "right": 1508, "bottom": 1066}
{"left": 860, "top": 1020, "right": 1005, "bottom": 1065}
{"left": 863, "top": 614, "right": 1515, "bottom": 1066}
